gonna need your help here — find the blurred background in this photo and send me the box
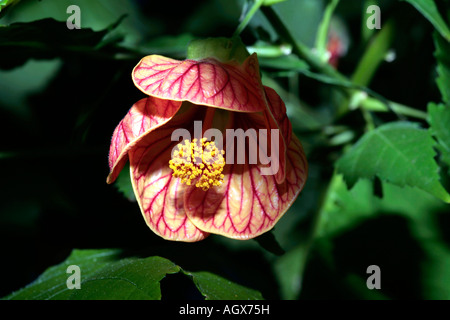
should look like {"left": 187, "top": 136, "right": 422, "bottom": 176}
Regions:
{"left": 1, "top": 0, "right": 449, "bottom": 299}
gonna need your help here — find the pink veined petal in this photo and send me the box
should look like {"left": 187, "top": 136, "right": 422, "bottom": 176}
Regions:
{"left": 107, "top": 96, "right": 182, "bottom": 184}
{"left": 264, "top": 86, "right": 292, "bottom": 146}
{"left": 184, "top": 114, "right": 308, "bottom": 240}
{"left": 132, "top": 54, "right": 267, "bottom": 113}
{"left": 129, "top": 106, "right": 210, "bottom": 242}
{"left": 261, "top": 85, "right": 293, "bottom": 184}
{"left": 262, "top": 109, "right": 286, "bottom": 184}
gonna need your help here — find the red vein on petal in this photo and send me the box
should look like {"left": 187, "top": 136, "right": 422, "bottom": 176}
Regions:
{"left": 127, "top": 106, "right": 210, "bottom": 242}
{"left": 132, "top": 54, "right": 266, "bottom": 113}
{"left": 264, "top": 86, "right": 291, "bottom": 145}
{"left": 185, "top": 128, "right": 308, "bottom": 239}
{"left": 131, "top": 143, "right": 208, "bottom": 242}
{"left": 249, "top": 165, "right": 275, "bottom": 224}
{"left": 107, "top": 97, "right": 181, "bottom": 184}
{"left": 222, "top": 163, "right": 240, "bottom": 234}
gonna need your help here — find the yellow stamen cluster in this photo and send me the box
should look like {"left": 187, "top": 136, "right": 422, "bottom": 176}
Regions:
{"left": 169, "top": 138, "right": 225, "bottom": 191}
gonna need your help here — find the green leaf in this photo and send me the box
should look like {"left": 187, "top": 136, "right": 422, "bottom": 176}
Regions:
{"left": 351, "top": 19, "right": 395, "bottom": 87}
{"left": 0, "top": 0, "right": 153, "bottom": 48}
{"left": 428, "top": 103, "right": 450, "bottom": 172}
{"left": 0, "top": 18, "right": 125, "bottom": 70}
{"left": 69, "top": 256, "right": 180, "bottom": 300}
{"left": 0, "top": 0, "right": 19, "bottom": 13}
{"left": 336, "top": 121, "right": 450, "bottom": 203}
{"left": 115, "top": 162, "right": 136, "bottom": 201}
{"left": 184, "top": 271, "right": 264, "bottom": 300}
{"left": 433, "top": 32, "right": 450, "bottom": 106}
{"left": 317, "top": 174, "right": 379, "bottom": 238}
{"left": 421, "top": 239, "right": 450, "bottom": 299}
{"left": 140, "top": 33, "right": 195, "bottom": 58}
{"left": 258, "top": 54, "right": 308, "bottom": 71}
{"left": 5, "top": 249, "right": 179, "bottom": 300}
{"left": 273, "top": 245, "right": 306, "bottom": 299}
{"left": 401, "top": 0, "right": 450, "bottom": 41}
{"left": 253, "top": 231, "right": 285, "bottom": 256}
{"left": 311, "top": 173, "right": 450, "bottom": 299}
{"left": 5, "top": 249, "right": 123, "bottom": 300}
{"left": 4, "top": 249, "right": 263, "bottom": 300}
{"left": 317, "top": 174, "right": 445, "bottom": 238}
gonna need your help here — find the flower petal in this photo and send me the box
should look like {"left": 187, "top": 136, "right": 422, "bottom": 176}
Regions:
{"left": 107, "top": 96, "right": 181, "bottom": 184}
{"left": 184, "top": 115, "right": 308, "bottom": 240}
{"left": 132, "top": 54, "right": 266, "bottom": 113}
{"left": 264, "top": 87, "right": 292, "bottom": 184}
{"left": 264, "top": 85, "right": 292, "bottom": 146}
{"left": 129, "top": 107, "right": 209, "bottom": 242}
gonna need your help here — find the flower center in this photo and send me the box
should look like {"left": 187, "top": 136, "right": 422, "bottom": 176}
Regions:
{"left": 169, "top": 138, "right": 225, "bottom": 191}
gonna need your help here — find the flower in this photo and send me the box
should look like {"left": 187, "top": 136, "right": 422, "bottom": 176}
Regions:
{"left": 107, "top": 38, "right": 308, "bottom": 242}
{"left": 326, "top": 18, "right": 349, "bottom": 68}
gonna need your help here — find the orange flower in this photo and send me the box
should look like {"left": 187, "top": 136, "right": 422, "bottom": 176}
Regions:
{"left": 107, "top": 38, "right": 308, "bottom": 242}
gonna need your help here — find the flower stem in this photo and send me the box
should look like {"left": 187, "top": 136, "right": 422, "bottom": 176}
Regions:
{"left": 233, "top": 0, "right": 265, "bottom": 37}
{"left": 360, "top": 97, "right": 428, "bottom": 120}
{"left": 314, "top": 0, "right": 340, "bottom": 62}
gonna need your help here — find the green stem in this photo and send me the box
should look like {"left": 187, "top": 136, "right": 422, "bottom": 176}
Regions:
{"left": 361, "top": 97, "right": 428, "bottom": 120}
{"left": 261, "top": 6, "right": 346, "bottom": 81}
{"left": 361, "top": 0, "right": 379, "bottom": 43}
{"left": 362, "top": 108, "right": 375, "bottom": 131}
{"left": 338, "top": 19, "right": 395, "bottom": 122}
{"left": 233, "top": 0, "right": 264, "bottom": 37}
{"left": 315, "top": 0, "right": 340, "bottom": 62}
{"left": 351, "top": 19, "right": 394, "bottom": 87}
{"left": 295, "top": 168, "right": 340, "bottom": 292}
{"left": 261, "top": 6, "right": 427, "bottom": 121}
